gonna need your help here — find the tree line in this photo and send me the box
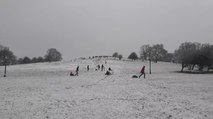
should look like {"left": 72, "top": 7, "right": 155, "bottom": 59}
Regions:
{"left": 1, "top": 42, "right": 213, "bottom": 72}
{"left": 0, "top": 45, "right": 62, "bottom": 66}
{"left": 113, "top": 42, "right": 213, "bottom": 72}
{"left": 174, "top": 42, "right": 213, "bottom": 72}
{"left": 113, "top": 44, "right": 172, "bottom": 62}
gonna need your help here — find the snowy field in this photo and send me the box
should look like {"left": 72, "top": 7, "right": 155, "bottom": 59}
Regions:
{"left": 0, "top": 60, "right": 213, "bottom": 119}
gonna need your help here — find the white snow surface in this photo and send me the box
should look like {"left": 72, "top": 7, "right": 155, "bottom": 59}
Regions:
{"left": 0, "top": 60, "right": 213, "bottom": 119}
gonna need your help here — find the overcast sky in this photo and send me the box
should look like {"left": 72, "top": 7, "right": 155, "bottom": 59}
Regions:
{"left": 1, "top": 0, "right": 213, "bottom": 60}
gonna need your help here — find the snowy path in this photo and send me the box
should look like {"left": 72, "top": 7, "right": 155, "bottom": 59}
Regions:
{"left": 0, "top": 60, "right": 213, "bottom": 119}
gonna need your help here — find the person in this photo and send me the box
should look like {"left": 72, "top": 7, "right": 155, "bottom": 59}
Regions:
{"left": 76, "top": 66, "right": 79, "bottom": 76}
{"left": 87, "top": 65, "right": 89, "bottom": 71}
{"left": 139, "top": 66, "right": 145, "bottom": 78}
{"left": 97, "top": 65, "right": 100, "bottom": 70}
{"left": 101, "top": 64, "right": 105, "bottom": 71}
{"left": 105, "top": 67, "right": 113, "bottom": 75}
{"left": 70, "top": 71, "right": 75, "bottom": 76}
{"left": 105, "top": 70, "right": 112, "bottom": 75}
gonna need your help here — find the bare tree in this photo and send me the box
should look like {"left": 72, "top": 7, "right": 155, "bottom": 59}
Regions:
{"left": 140, "top": 45, "right": 150, "bottom": 61}
{"left": 174, "top": 42, "right": 213, "bottom": 72}
{"left": 45, "top": 48, "right": 62, "bottom": 62}
{"left": 150, "top": 44, "right": 167, "bottom": 63}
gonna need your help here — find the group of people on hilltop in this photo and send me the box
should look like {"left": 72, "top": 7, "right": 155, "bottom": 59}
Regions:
{"left": 70, "top": 63, "right": 146, "bottom": 79}
{"left": 70, "top": 64, "right": 114, "bottom": 76}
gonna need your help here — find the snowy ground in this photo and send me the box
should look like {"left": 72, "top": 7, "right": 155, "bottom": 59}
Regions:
{"left": 0, "top": 60, "right": 213, "bottom": 119}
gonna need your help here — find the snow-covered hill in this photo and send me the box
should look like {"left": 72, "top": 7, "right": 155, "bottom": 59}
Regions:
{"left": 0, "top": 60, "right": 212, "bottom": 119}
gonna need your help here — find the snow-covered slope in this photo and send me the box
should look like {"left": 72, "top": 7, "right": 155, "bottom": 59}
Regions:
{"left": 0, "top": 60, "right": 212, "bottom": 119}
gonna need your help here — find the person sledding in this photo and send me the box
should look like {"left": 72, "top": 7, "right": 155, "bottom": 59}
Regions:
{"left": 139, "top": 66, "right": 145, "bottom": 78}
{"left": 70, "top": 71, "right": 75, "bottom": 76}
{"left": 105, "top": 70, "right": 111, "bottom": 75}
{"left": 105, "top": 67, "right": 113, "bottom": 75}
{"left": 69, "top": 66, "right": 80, "bottom": 76}
{"left": 132, "top": 66, "right": 146, "bottom": 78}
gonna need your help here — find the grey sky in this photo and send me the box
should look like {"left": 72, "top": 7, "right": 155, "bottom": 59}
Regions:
{"left": 1, "top": 0, "right": 213, "bottom": 60}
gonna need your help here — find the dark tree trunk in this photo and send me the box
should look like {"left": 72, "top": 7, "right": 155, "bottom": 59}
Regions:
{"left": 4, "top": 64, "right": 7, "bottom": 77}
{"left": 192, "top": 64, "right": 195, "bottom": 70}
{"left": 181, "top": 63, "right": 185, "bottom": 72}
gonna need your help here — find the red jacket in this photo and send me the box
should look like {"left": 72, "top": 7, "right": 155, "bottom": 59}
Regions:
{"left": 140, "top": 66, "right": 145, "bottom": 73}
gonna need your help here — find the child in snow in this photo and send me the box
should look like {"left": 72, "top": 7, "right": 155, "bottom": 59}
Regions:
{"left": 97, "top": 65, "right": 100, "bottom": 70}
{"left": 76, "top": 66, "right": 79, "bottom": 76}
{"left": 87, "top": 65, "right": 89, "bottom": 71}
{"left": 139, "top": 66, "right": 145, "bottom": 78}
{"left": 105, "top": 68, "right": 113, "bottom": 75}
{"left": 105, "top": 70, "right": 112, "bottom": 75}
{"left": 101, "top": 64, "right": 105, "bottom": 71}
{"left": 70, "top": 71, "right": 75, "bottom": 76}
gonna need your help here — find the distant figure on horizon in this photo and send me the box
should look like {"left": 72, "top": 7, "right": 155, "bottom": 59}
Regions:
{"left": 101, "top": 64, "right": 105, "bottom": 71}
{"left": 139, "top": 66, "right": 145, "bottom": 78}
{"left": 87, "top": 65, "right": 89, "bottom": 71}
{"left": 97, "top": 65, "right": 100, "bottom": 70}
{"left": 76, "top": 66, "right": 79, "bottom": 76}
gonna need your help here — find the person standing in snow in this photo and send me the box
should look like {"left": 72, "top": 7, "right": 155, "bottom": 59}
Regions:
{"left": 139, "top": 66, "right": 145, "bottom": 78}
{"left": 76, "top": 66, "right": 79, "bottom": 76}
{"left": 97, "top": 65, "right": 100, "bottom": 70}
{"left": 101, "top": 64, "right": 105, "bottom": 71}
{"left": 87, "top": 65, "right": 89, "bottom": 71}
